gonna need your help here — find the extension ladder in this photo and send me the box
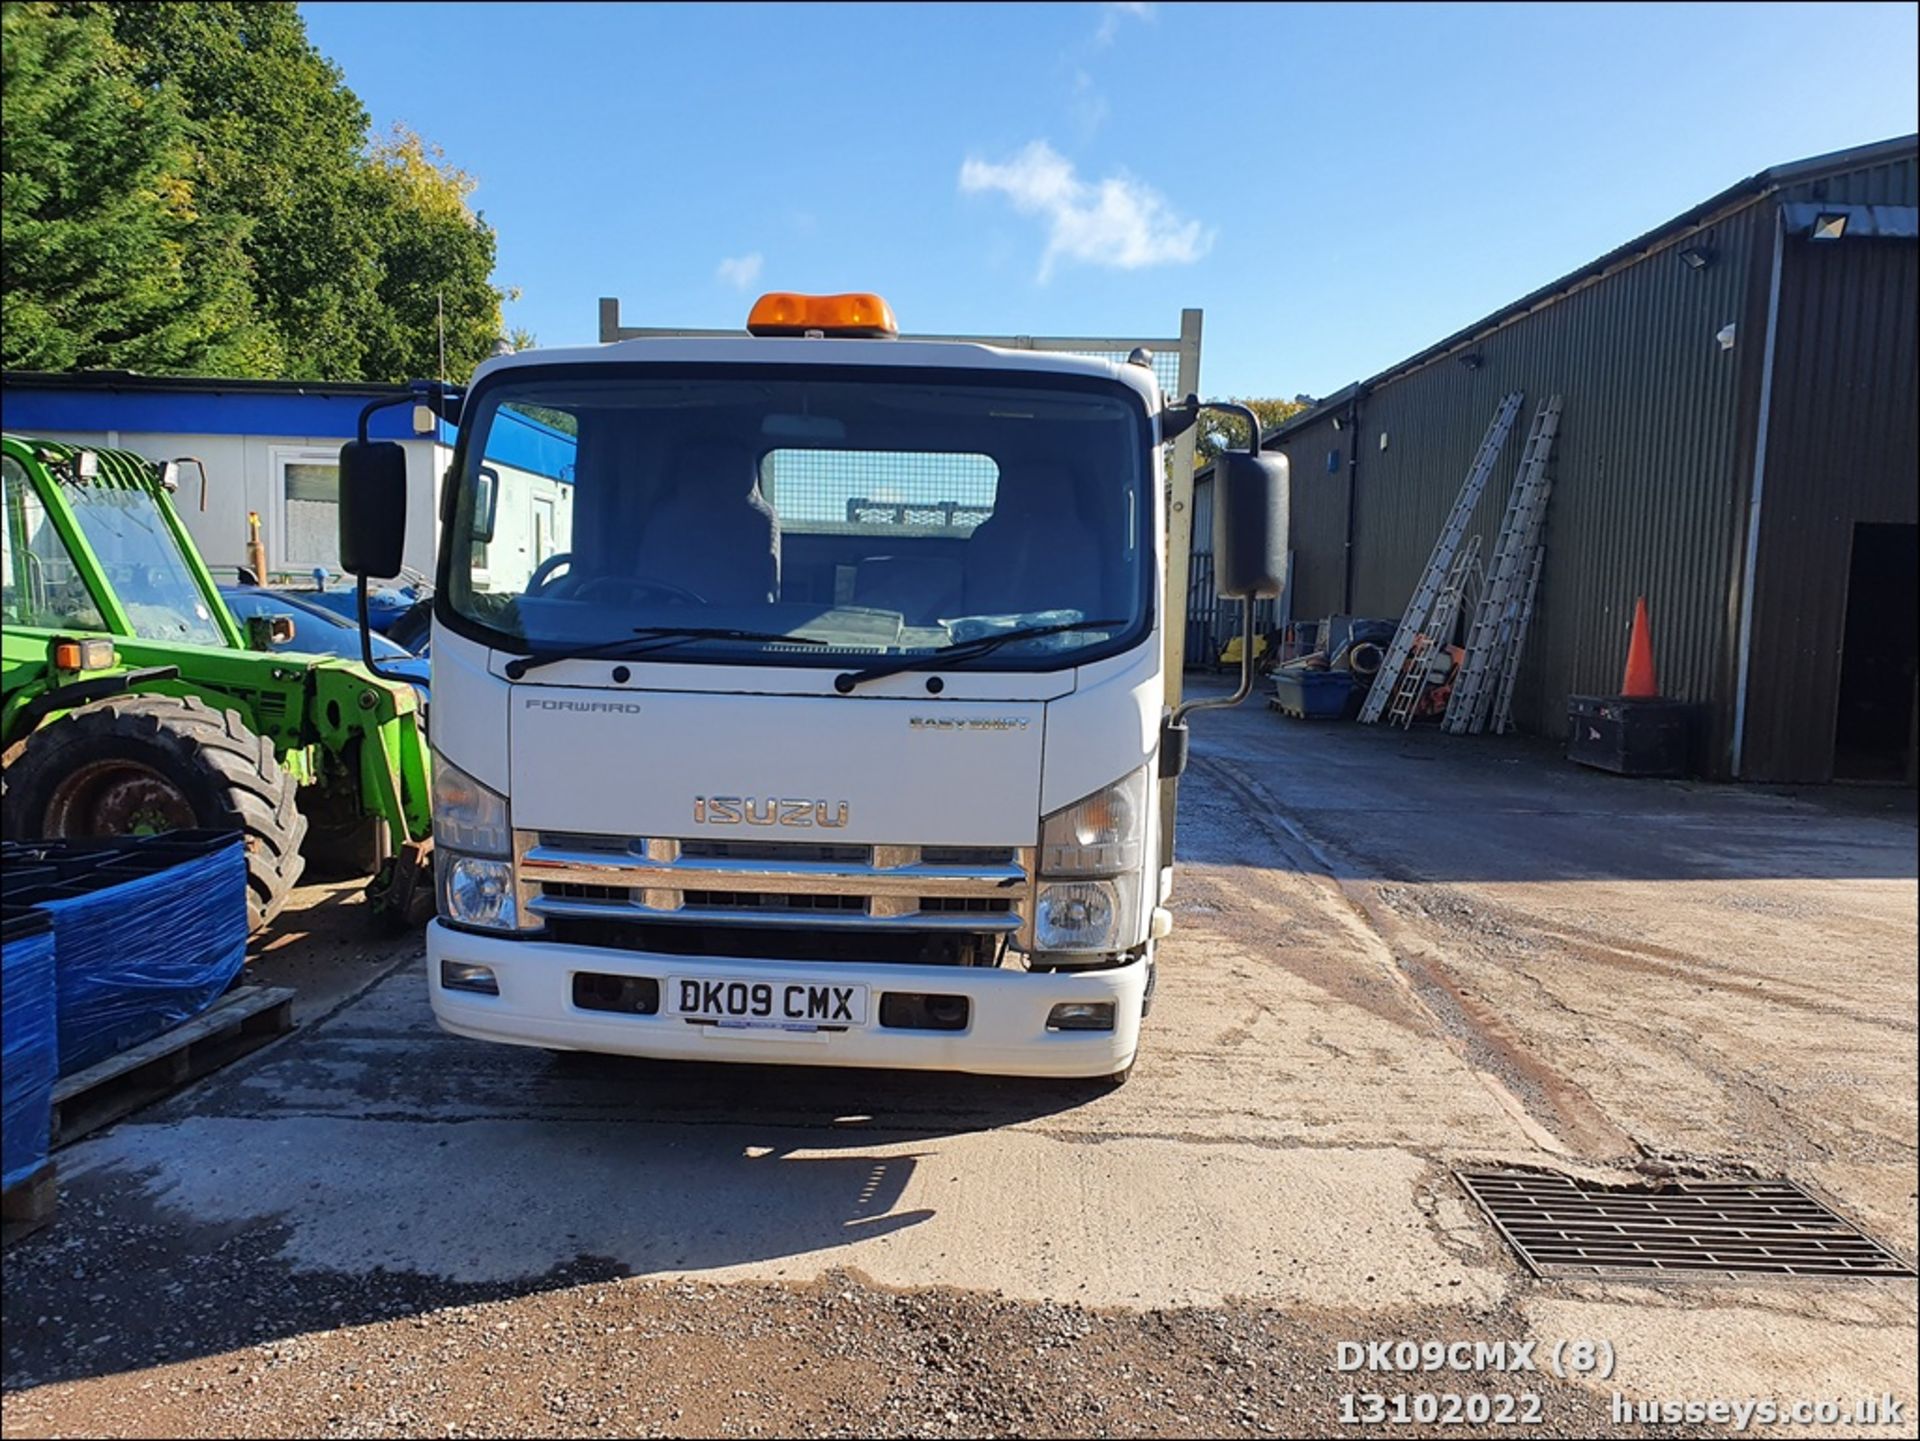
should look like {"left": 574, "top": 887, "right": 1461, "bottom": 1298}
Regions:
{"left": 1443, "top": 396, "right": 1562, "bottom": 735}
{"left": 1385, "top": 534, "right": 1482, "bottom": 728}
{"left": 1488, "top": 542, "right": 1544, "bottom": 734}
{"left": 1358, "top": 392, "right": 1523, "bottom": 724}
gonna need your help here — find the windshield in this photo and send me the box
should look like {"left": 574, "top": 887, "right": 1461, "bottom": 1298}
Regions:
{"left": 70, "top": 483, "right": 225, "bottom": 645}
{"left": 3, "top": 460, "right": 224, "bottom": 645}
{"left": 4, "top": 454, "right": 107, "bottom": 631}
{"left": 443, "top": 371, "right": 1151, "bottom": 668}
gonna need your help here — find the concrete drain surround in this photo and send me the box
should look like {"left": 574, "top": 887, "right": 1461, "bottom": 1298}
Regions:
{"left": 1458, "top": 1171, "right": 1916, "bottom": 1281}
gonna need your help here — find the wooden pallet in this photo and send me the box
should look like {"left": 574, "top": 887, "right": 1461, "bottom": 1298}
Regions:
{"left": 1267, "top": 694, "right": 1344, "bottom": 722}
{"left": 50, "top": 985, "right": 296, "bottom": 1149}
{"left": 2, "top": 1162, "right": 57, "bottom": 1247}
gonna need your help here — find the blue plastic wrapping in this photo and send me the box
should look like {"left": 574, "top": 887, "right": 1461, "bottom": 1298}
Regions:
{"left": 2, "top": 914, "right": 58, "bottom": 1190}
{"left": 37, "top": 840, "right": 248, "bottom": 1076}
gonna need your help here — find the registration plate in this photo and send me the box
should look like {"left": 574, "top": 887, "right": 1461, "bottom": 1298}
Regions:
{"left": 667, "top": 975, "right": 868, "bottom": 1030}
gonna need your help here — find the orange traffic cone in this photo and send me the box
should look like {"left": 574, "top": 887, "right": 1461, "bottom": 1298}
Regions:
{"left": 1620, "top": 596, "right": 1659, "bottom": 698}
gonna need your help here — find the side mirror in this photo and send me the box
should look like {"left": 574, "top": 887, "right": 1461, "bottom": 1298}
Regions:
{"left": 1214, "top": 450, "right": 1290, "bottom": 599}
{"left": 338, "top": 440, "right": 408, "bottom": 579}
{"left": 245, "top": 613, "right": 296, "bottom": 650}
{"left": 473, "top": 466, "right": 501, "bottom": 544}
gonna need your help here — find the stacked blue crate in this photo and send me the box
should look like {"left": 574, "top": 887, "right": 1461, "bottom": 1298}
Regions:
{"left": 2, "top": 906, "right": 58, "bottom": 1191}
{"left": 0, "top": 832, "right": 249, "bottom": 1077}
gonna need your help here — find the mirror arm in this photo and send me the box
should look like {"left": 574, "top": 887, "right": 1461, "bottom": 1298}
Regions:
{"left": 356, "top": 573, "right": 415, "bottom": 687}
{"left": 356, "top": 380, "right": 463, "bottom": 444}
{"left": 1165, "top": 402, "right": 1270, "bottom": 753}
{"left": 1171, "top": 595, "right": 1256, "bottom": 728}
{"left": 350, "top": 380, "right": 456, "bottom": 688}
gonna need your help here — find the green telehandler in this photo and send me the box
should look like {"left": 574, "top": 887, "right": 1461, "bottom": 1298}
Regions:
{"left": 1, "top": 433, "right": 432, "bottom": 932}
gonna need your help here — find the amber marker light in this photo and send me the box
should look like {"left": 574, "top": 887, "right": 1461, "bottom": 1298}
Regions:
{"left": 746, "top": 292, "right": 898, "bottom": 338}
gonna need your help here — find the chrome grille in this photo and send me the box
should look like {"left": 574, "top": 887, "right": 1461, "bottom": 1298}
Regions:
{"left": 680, "top": 839, "right": 872, "bottom": 864}
{"left": 519, "top": 832, "right": 1035, "bottom": 936}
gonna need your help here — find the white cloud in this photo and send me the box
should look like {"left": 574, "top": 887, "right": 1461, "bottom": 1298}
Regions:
{"left": 1095, "top": 1, "right": 1153, "bottom": 46}
{"left": 958, "top": 140, "right": 1212, "bottom": 282}
{"left": 1069, "top": 68, "right": 1110, "bottom": 138}
{"left": 715, "top": 253, "right": 764, "bottom": 290}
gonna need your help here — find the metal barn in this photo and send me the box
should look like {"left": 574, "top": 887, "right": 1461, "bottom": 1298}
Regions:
{"left": 1201, "top": 134, "right": 1917, "bottom": 783}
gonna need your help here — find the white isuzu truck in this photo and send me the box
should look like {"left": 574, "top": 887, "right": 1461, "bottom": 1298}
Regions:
{"left": 338, "top": 292, "right": 1286, "bottom": 1081}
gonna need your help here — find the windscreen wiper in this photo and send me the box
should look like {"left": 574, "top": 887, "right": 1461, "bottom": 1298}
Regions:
{"left": 504, "top": 626, "right": 829, "bottom": 679}
{"left": 832, "top": 619, "right": 1129, "bottom": 693}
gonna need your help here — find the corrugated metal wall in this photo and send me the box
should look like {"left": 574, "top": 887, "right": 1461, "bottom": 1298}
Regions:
{"left": 1779, "top": 151, "right": 1918, "bottom": 208}
{"left": 1740, "top": 232, "right": 1920, "bottom": 781}
{"left": 1269, "top": 200, "right": 1771, "bottom": 762}
{"left": 1274, "top": 411, "right": 1354, "bottom": 623}
{"left": 1243, "top": 143, "right": 1917, "bottom": 778}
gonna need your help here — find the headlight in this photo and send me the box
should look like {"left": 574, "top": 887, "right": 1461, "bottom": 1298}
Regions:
{"left": 1034, "top": 876, "right": 1140, "bottom": 953}
{"left": 432, "top": 754, "right": 509, "bottom": 856}
{"left": 1040, "top": 769, "right": 1148, "bottom": 877}
{"left": 438, "top": 855, "right": 519, "bottom": 930}
{"left": 431, "top": 755, "right": 531, "bottom": 932}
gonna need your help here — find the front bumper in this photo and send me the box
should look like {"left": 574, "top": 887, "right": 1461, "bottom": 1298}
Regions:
{"left": 425, "top": 921, "right": 1145, "bottom": 1078}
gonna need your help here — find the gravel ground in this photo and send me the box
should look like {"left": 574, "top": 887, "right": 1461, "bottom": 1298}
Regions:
{"left": 3, "top": 1257, "right": 1696, "bottom": 1440}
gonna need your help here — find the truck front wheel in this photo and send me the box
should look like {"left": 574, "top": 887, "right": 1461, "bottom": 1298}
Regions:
{"left": 1, "top": 694, "right": 308, "bottom": 933}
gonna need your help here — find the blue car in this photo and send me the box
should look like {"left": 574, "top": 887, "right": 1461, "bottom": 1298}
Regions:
{"left": 219, "top": 586, "right": 430, "bottom": 704}
{"left": 295, "top": 584, "right": 426, "bottom": 639}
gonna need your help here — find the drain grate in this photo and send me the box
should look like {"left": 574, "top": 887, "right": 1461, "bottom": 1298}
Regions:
{"left": 1458, "top": 1171, "right": 1916, "bottom": 1281}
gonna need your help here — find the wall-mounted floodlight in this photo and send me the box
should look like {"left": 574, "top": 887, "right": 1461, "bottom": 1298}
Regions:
{"left": 1811, "top": 213, "right": 1849, "bottom": 241}
{"left": 1678, "top": 245, "right": 1716, "bottom": 270}
{"left": 1330, "top": 414, "right": 1343, "bottom": 432}
{"left": 1716, "top": 324, "right": 1737, "bottom": 352}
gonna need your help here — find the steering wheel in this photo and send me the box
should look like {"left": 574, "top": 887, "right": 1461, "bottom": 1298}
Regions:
{"left": 525, "top": 552, "right": 573, "bottom": 595}
{"left": 572, "top": 575, "right": 707, "bottom": 606}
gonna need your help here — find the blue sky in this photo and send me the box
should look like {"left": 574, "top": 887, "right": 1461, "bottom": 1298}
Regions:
{"left": 301, "top": 2, "right": 1917, "bottom": 399}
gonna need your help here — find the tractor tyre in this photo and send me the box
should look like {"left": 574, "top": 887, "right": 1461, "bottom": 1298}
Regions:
{"left": 1, "top": 694, "right": 308, "bottom": 933}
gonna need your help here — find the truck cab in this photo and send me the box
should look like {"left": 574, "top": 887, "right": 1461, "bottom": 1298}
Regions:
{"left": 342, "top": 293, "right": 1285, "bottom": 1079}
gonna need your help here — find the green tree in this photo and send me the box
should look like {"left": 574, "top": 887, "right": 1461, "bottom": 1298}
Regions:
{"left": 1195, "top": 396, "right": 1311, "bottom": 469}
{"left": 24, "top": 1, "right": 508, "bottom": 382}
{"left": 354, "top": 126, "right": 505, "bottom": 383}
{"left": 90, "top": 0, "right": 382, "bottom": 378}
{"left": 1, "top": 2, "right": 270, "bottom": 372}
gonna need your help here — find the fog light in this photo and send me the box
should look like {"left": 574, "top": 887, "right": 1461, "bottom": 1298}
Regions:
{"left": 1047, "top": 1001, "right": 1115, "bottom": 1032}
{"left": 440, "top": 960, "right": 498, "bottom": 995}
{"left": 879, "top": 992, "right": 970, "bottom": 1032}
{"left": 571, "top": 971, "right": 661, "bottom": 1016}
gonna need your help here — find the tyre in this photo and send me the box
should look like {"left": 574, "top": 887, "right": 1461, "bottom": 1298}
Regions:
{"left": 1, "top": 694, "right": 308, "bottom": 933}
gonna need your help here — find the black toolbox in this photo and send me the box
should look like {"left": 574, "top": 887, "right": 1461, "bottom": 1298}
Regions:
{"left": 1566, "top": 695, "right": 1692, "bottom": 777}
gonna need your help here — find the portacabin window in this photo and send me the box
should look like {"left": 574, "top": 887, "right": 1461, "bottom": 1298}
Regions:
{"left": 276, "top": 448, "right": 343, "bottom": 571}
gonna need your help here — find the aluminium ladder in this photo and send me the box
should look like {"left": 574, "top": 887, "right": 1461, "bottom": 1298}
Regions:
{"left": 1488, "top": 542, "right": 1545, "bottom": 734}
{"left": 1385, "top": 534, "right": 1482, "bottom": 728}
{"left": 1443, "top": 395, "right": 1562, "bottom": 735}
{"left": 1357, "top": 392, "right": 1524, "bottom": 724}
